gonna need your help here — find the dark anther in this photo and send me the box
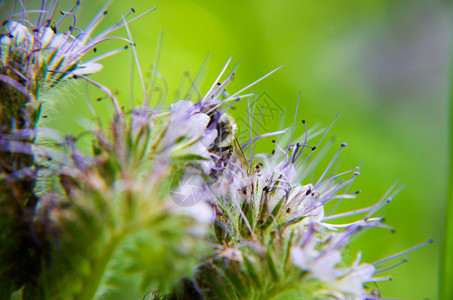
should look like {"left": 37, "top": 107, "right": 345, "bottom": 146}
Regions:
{"left": 216, "top": 82, "right": 221, "bottom": 86}
{"left": 272, "top": 140, "right": 276, "bottom": 143}
{"left": 42, "top": 115, "right": 48, "bottom": 118}
{"left": 131, "top": 7, "right": 136, "bottom": 13}
{"left": 306, "top": 189, "right": 311, "bottom": 195}
{"left": 124, "top": 45, "right": 129, "bottom": 49}
{"left": 76, "top": 0, "right": 81, "bottom": 5}
{"left": 96, "top": 97, "right": 103, "bottom": 101}
{"left": 93, "top": 48, "right": 97, "bottom": 53}
{"left": 103, "top": 10, "right": 108, "bottom": 15}
{"left": 286, "top": 208, "right": 291, "bottom": 213}
{"left": 311, "top": 146, "right": 316, "bottom": 151}
{"left": 301, "top": 120, "right": 306, "bottom": 124}
{"left": 341, "top": 142, "right": 347, "bottom": 147}
{"left": 59, "top": 10, "right": 64, "bottom": 15}
{"left": 271, "top": 150, "right": 275, "bottom": 155}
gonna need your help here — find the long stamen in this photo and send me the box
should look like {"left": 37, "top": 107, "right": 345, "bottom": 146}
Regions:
{"left": 315, "top": 143, "right": 347, "bottom": 187}
{"left": 319, "top": 189, "right": 360, "bottom": 209}
{"left": 8, "top": 9, "right": 47, "bottom": 20}
{"left": 45, "top": 0, "right": 58, "bottom": 23}
{"left": 17, "top": 0, "right": 27, "bottom": 23}
{"left": 323, "top": 217, "right": 384, "bottom": 230}
{"left": 247, "top": 97, "right": 253, "bottom": 155}
{"left": 122, "top": 15, "right": 146, "bottom": 106}
{"left": 79, "top": 36, "right": 133, "bottom": 55}
{"left": 373, "top": 239, "right": 434, "bottom": 266}
{"left": 324, "top": 198, "right": 391, "bottom": 221}
{"left": 81, "top": 0, "right": 112, "bottom": 44}
{"left": 249, "top": 106, "right": 264, "bottom": 172}
{"left": 367, "top": 276, "right": 392, "bottom": 282}
{"left": 241, "top": 129, "right": 287, "bottom": 149}
{"left": 232, "top": 193, "right": 254, "bottom": 237}
{"left": 55, "top": 0, "right": 80, "bottom": 27}
{"left": 287, "top": 91, "right": 301, "bottom": 153}
{"left": 35, "top": 0, "right": 46, "bottom": 26}
{"left": 184, "top": 54, "right": 209, "bottom": 101}
{"left": 151, "top": 31, "right": 165, "bottom": 105}
{"left": 315, "top": 167, "right": 359, "bottom": 191}
{"left": 230, "top": 65, "right": 283, "bottom": 99}
{"left": 202, "top": 57, "right": 232, "bottom": 103}
{"left": 374, "top": 258, "right": 409, "bottom": 274}
{"left": 68, "top": 72, "right": 122, "bottom": 115}
{"left": 272, "top": 140, "right": 290, "bottom": 161}
{"left": 82, "top": 45, "right": 128, "bottom": 64}
{"left": 297, "top": 113, "right": 339, "bottom": 169}
{"left": 365, "top": 183, "right": 403, "bottom": 219}
{"left": 89, "top": 7, "right": 156, "bottom": 50}
{"left": 293, "top": 120, "right": 310, "bottom": 162}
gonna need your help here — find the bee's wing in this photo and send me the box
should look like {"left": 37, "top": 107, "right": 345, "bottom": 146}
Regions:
{"left": 232, "top": 135, "right": 250, "bottom": 172}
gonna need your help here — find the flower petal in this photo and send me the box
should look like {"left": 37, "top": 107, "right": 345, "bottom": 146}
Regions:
{"left": 73, "top": 62, "right": 104, "bottom": 75}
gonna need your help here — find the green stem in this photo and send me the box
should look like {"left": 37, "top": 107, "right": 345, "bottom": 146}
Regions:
{"left": 440, "top": 14, "right": 453, "bottom": 299}
{"left": 79, "top": 232, "right": 125, "bottom": 300}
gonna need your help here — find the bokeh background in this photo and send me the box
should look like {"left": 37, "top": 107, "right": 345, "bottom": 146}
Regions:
{"left": 2, "top": 0, "right": 449, "bottom": 298}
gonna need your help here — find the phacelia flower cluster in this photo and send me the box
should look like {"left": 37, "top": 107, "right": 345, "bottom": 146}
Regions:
{"left": 0, "top": 2, "right": 432, "bottom": 300}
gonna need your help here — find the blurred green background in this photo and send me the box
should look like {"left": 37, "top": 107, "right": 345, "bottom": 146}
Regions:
{"left": 3, "top": 0, "right": 449, "bottom": 298}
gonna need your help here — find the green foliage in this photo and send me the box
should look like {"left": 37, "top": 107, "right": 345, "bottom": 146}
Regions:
{"left": 0, "top": 1, "right": 441, "bottom": 299}
{"left": 28, "top": 109, "right": 211, "bottom": 299}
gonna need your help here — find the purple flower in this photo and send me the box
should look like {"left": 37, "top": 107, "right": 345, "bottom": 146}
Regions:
{"left": 1, "top": 1, "right": 153, "bottom": 93}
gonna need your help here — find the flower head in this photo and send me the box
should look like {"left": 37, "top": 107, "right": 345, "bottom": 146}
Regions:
{"left": 162, "top": 61, "right": 424, "bottom": 300}
{"left": 0, "top": 1, "right": 153, "bottom": 99}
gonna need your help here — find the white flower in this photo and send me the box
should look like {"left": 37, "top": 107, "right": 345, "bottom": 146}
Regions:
{"left": 5, "top": 21, "right": 31, "bottom": 45}
{"left": 291, "top": 243, "right": 343, "bottom": 282}
{"left": 327, "top": 253, "right": 376, "bottom": 299}
{"left": 1, "top": 1, "right": 151, "bottom": 93}
{"left": 291, "top": 229, "right": 377, "bottom": 299}
{"left": 155, "top": 100, "right": 217, "bottom": 174}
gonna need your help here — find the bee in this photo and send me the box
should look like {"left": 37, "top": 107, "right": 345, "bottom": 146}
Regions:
{"left": 208, "top": 112, "right": 250, "bottom": 179}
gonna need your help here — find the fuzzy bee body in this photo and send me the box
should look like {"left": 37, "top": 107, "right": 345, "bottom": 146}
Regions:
{"left": 207, "top": 112, "right": 249, "bottom": 179}
{"left": 215, "top": 113, "right": 238, "bottom": 148}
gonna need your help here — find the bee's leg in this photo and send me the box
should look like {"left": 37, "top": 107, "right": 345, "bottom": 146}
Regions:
{"left": 220, "top": 145, "right": 233, "bottom": 160}
{"left": 208, "top": 145, "right": 233, "bottom": 180}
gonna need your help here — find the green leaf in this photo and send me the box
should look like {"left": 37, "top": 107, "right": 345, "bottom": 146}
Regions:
{"left": 224, "top": 263, "right": 249, "bottom": 298}
{"left": 262, "top": 196, "right": 285, "bottom": 231}
{"left": 266, "top": 247, "right": 279, "bottom": 282}
{"left": 242, "top": 254, "right": 262, "bottom": 290}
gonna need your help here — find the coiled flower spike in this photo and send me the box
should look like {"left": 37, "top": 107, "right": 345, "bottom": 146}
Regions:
{"left": 0, "top": 1, "right": 153, "bottom": 297}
